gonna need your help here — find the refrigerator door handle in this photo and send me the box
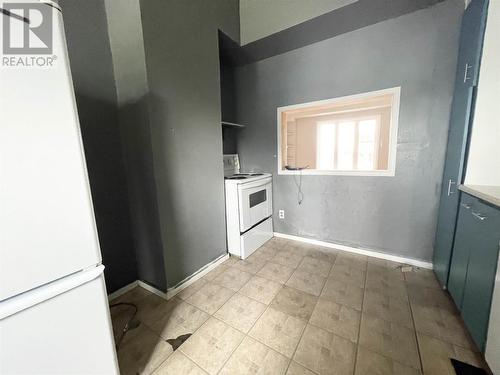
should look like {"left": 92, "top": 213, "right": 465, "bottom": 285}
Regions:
{"left": 0, "top": 265, "right": 104, "bottom": 320}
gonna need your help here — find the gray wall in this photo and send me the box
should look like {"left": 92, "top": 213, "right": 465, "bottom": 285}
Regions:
{"left": 239, "top": 0, "right": 357, "bottom": 45}
{"left": 140, "top": 0, "right": 240, "bottom": 288}
{"left": 104, "top": 0, "right": 166, "bottom": 291}
{"left": 59, "top": 0, "right": 138, "bottom": 292}
{"left": 235, "top": 0, "right": 463, "bottom": 262}
{"left": 220, "top": 61, "right": 238, "bottom": 154}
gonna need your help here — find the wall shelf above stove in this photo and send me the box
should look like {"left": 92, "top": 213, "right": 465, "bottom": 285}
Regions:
{"left": 222, "top": 121, "right": 245, "bottom": 128}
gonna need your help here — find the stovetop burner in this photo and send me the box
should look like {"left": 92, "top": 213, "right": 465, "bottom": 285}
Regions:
{"left": 226, "top": 176, "right": 247, "bottom": 180}
{"left": 232, "top": 173, "right": 264, "bottom": 176}
{"left": 224, "top": 172, "right": 268, "bottom": 180}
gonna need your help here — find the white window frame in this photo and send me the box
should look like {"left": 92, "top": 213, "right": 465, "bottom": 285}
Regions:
{"left": 277, "top": 87, "right": 400, "bottom": 176}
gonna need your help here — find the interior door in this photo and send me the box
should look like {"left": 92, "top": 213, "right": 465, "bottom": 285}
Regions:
{"left": 433, "top": 0, "right": 488, "bottom": 287}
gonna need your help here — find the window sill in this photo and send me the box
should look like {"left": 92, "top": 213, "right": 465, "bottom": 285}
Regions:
{"left": 277, "top": 169, "right": 395, "bottom": 177}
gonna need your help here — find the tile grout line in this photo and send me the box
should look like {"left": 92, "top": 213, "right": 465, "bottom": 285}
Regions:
{"left": 117, "top": 249, "right": 357, "bottom": 371}
{"left": 291, "top": 250, "right": 369, "bottom": 374}
{"left": 211, "top": 276, "right": 309, "bottom": 374}
{"left": 280, "top": 248, "right": 317, "bottom": 374}
{"left": 208, "top": 242, "right": 290, "bottom": 374}
{"left": 352, "top": 257, "right": 369, "bottom": 375}
{"left": 176, "top": 310, "right": 246, "bottom": 374}
{"left": 363, "top": 268, "right": 477, "bottom": 371}
{"left": 405, "top": 278, "right": 484, "bottom": 370}
{"left": 148, "top": 297, "right": 217, "bottom": 373}
{"left": 405, "top": 274, "right": 426, "bottom": 373}
{"left": 356, "top": 264, "right": 426, "bottom": 371}
{"left": 131, "top": 261, "right": 310, "bottom": 374}
{"left": 189, "top": 243, "right": 304, "bottom": 311}
{"left": 259, "top": 241, "right": 326, "bottom": 374}
{"left": 210, "top": 314, "right": 255, "bottom": 375}
{"left": 207, "top": 264, "right": 408, "bottom": 374}
{"left": 215, "top": 241, "right": 297, "bottom": 374}
{"left": 138, "top": 325, "right": 176, "bottom": 374}
{"left": 146, "top": 278, "right": 239, "bottom": 373}
{"left": 178, "top": 340, "right": 214, "bottom": 374}
{"left": 404, "top": 281, "right": 480, "bottom": 352}
{"left": 114, "top": 250, "right": 215, "bottom": 369}
{"left": 116, "top": 242, "right": 380, "bottom": 374}
{"left": 135, "top": 252, "right": 457, "bottom": 374}
{"left": 283, "top": 248, "right": 339, "bottom": 375}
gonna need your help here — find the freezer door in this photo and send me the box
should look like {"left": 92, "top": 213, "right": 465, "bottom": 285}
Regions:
{"left": 0, "top": 265, "right": 119, "bottom": 375}
{"left": 0, "top": 3, "right": 101, "bottom": 300}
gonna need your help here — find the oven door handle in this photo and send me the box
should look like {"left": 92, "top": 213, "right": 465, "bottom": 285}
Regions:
{"left": 238, "top": 177, "right": 272, "bottom": 190}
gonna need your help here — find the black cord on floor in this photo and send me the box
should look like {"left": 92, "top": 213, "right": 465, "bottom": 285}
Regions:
{"left": 109, "top": 302, "right": 139, "bottom": 350}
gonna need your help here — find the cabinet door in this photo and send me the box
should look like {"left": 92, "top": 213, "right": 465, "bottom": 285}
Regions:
{"left": 448, "top": 194, "right": 475, "bottom": 307}
{"left": 433, "top": 0, "right": 488, "bottom": 287}
{"left": 461, "top": 199, "right": 500, "bottom": 352}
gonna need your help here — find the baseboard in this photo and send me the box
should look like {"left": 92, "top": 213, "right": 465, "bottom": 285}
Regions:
{"left": 107, "top": 280, "right": 139, "bottom": 301}
{"left": 274, "top": 232, "right": 433, "bottom": 270}
{"left": 138, "top": 280, "right": 168, "bottom": 299}
{"left": 166, "top": 253, "right": 229, "bottom": 299}
{"left": 107, "top": 253, "right": 230, "bottom": 302}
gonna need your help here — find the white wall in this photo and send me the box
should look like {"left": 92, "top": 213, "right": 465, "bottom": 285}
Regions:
{"left": 486, "top": 253, "right": 500, "bottom": 374}
{"left": 239, "top": 0, "right": 357, "bottom": 45}
{"left": 464, "top": 0, "right": 500, "bottom": 186}
{"left": 104, "top": 0, "right": 148, "bottom": 104}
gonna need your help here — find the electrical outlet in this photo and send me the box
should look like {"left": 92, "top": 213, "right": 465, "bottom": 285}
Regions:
{"left": 278, "top": 210, "right": 285, "bottom": 219}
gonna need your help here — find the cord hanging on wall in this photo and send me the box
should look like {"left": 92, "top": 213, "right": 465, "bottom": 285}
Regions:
{"left": 285, "top": 165, "right": 308, "bottom": 205}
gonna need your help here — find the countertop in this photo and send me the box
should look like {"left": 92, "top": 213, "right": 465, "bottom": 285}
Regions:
{"left": 459, "top": 185, "right": 500, "bottom": 208}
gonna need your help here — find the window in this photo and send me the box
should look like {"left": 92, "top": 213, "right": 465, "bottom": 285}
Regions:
{"left": 278, "top": 87, "right": 400, "bottom": 176}
{"left": 317, "top": 117, "right": 380, "bottom": 171}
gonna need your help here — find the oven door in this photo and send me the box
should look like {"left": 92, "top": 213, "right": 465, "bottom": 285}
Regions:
{"left": 238, "top": 177, "right": 273, "bottom": 233}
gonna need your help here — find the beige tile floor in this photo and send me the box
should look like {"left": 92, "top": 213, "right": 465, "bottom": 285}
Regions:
{"left": 110, "top": 238, "right": 487, "bottom": 375}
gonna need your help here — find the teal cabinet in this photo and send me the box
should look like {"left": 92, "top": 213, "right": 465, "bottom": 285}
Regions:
{"left": 448, "top": 194, "right": 475, "bottom": 307}
{"left": 433, "top": 0, "right": 488, "bottom": 287}
{"left": 448, "top": 192, "right": 500, "bottom": 352}
{"left": 461, "top": 198, "right": 500, "bottom": 351}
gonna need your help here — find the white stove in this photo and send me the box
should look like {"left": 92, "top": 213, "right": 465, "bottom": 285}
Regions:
{"left": 223, "top": 155, "right": 273, "bottom": 259}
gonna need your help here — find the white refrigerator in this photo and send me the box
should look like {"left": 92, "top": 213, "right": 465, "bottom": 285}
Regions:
{"left": 0, "top": 1, "right": 119, "bottom": 373}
